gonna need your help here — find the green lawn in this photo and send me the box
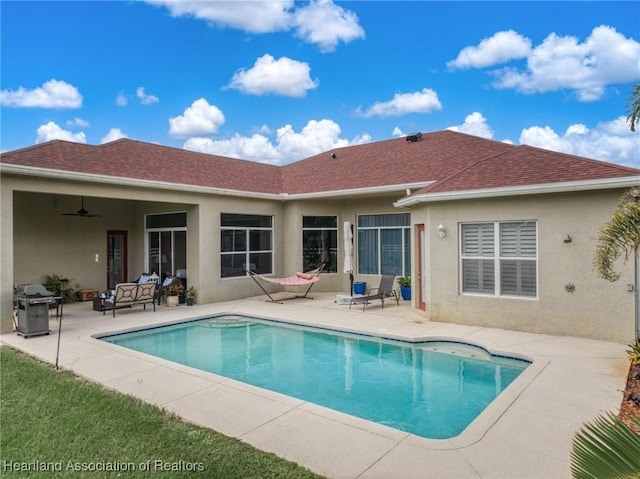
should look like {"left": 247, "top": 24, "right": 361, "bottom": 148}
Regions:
{"left": 0, "top": 347, "right": 326, "bottom": 479}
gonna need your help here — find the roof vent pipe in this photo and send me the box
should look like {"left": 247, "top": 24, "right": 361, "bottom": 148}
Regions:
{"left": 406, "top": 132, "right": 423, "bottom": 142}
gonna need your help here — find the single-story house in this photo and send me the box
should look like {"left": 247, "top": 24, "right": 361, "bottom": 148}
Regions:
{"left": 1, "top": 130, "right": 639, "bottom": 342}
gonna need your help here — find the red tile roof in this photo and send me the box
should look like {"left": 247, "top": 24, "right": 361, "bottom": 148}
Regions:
{"left": 1, "top": 131, "right": 638, "bottom": 197}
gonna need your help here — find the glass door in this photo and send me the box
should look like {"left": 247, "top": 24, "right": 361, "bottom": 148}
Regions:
{"left": 107, "top": 231, "right": 128, "bottom": 289}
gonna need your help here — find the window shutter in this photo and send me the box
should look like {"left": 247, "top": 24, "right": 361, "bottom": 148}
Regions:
{"left": 499, "top": 222, "right": 536, "bottom": 297}
{"left": 500, "top": 222, "right": 536, "bottom": 257}
{"left": 462, "top": 259, "right": 495, "bottom": 294}
{"left": 462, "top": 223, "right": 494, "bottom": 256}
{"left": 501, "top": 260, "right": 536, "bottom": 297}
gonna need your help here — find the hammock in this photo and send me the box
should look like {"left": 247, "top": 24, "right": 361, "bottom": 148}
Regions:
{"left": 247, "top": 264, "right": 324, "bottom": 303}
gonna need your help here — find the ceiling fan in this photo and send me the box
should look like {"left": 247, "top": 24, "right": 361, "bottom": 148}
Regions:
{"left": 62, "top": 196, "right": 101, "bottom": 218}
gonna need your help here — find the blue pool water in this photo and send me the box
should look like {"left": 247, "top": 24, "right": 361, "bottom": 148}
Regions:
{"left": 100, "top": 315, "right": 530, "bottom": 439}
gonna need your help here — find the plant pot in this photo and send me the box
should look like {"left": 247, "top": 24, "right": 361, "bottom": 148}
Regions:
{"left": 400, "top": 286, "right": 411, "bottom": 301}
{"left": 186, "top": 297, "right": 194, "bottom": 306}
{"left": 178, "top": 294, "right": 186, "bottom": 304}
{"left": 166, "top": 295, "right": 179, "bottom": 307}
{"left": 353, "top": 282, "right": 367, "bottom": 295}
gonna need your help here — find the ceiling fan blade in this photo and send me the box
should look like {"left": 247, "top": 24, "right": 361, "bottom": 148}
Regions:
{"left": 61, "top": 196, "right": 101, "bottom": 217}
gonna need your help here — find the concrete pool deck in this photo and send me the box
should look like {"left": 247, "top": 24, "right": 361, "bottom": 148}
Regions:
{"left": 1, "top": 293, "right": 629, "bottom": 479}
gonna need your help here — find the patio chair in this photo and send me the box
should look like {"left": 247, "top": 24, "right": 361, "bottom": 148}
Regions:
{"left": 349, "top": 275, "right": 399, "bottom": 311}
{"left": 247, "top": 264, "right": 325, "bottom": 303}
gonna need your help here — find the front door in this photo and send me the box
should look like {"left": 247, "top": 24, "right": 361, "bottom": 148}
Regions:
{"left": 417, "top": 224, "right": 426, "bottom": 311}
{"left": 107, "top": 231, "right": 128, "bottom": 289}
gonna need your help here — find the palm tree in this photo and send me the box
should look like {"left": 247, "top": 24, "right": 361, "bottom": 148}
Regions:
{"left": 593, "top": 84, "right": 640, "bottom": 281}
{"left": 571, "top": 411, "right": 640, "bottom": 479}
{"left": 628, "top": 84, "right": 640, "bottom": 132}
{"left": 573, "top": 85, "right": 640, "bottom": 479}
{"left": 593, "top": 187, "right": 640, "bottom": 281}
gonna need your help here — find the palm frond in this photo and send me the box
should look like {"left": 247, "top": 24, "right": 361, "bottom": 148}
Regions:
{"left": 593, "top": 189, "right": 640, "bottom": 282}
{"left": 570, "top": 411, "right": 640, "bottom": 479}
{"left": 627, "top": 84, "right": 640, "bottom": 132}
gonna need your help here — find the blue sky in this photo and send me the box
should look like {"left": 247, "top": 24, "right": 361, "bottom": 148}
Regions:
{"left": 1, "top": 1, "right": 639, "bottom": 167}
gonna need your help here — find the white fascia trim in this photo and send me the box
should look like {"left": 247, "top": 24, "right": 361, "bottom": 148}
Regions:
{"left": 393, "top": 176, "right": 640, "bottom": 207}
{"left": 281, "top": 181, "right": 433, "bottom": 200}
{"left": 1, "top": 164, "right": 432, "bottom": 201}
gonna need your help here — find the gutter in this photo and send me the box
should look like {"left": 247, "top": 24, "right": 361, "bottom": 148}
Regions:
{"left": 0, "top": 163, "right": 431, "bottom": 201}
{"left": 393, "top": 176, "right": 640, "bottom": 208}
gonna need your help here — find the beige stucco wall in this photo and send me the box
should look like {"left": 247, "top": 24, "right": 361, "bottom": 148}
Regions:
{"left": 1, "top": 174, "right": 406, "bottom": 320}
{"left": 410, "top": 189, "right": 636, "bottom": 343}
{"left": 2, "top": 170, "right": 634, "bottom": 343}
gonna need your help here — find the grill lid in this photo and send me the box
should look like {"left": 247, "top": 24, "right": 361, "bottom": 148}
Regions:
{"left": 17, "top": 284, "right": 55, "bottom": 297}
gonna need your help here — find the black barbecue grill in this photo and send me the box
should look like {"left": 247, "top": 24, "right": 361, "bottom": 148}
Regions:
{"left": 15, "top": 284, "right": 61, "bottom": 337}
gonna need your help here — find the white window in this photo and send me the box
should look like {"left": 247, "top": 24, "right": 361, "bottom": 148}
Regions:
{"left": 461, "top": 221, "right": 537, "bottom": 297}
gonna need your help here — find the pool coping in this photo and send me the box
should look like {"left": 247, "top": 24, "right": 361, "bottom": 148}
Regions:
{"left": 91, "top": 311, "right": 544, "bottom": 449}
{"left": 1, "top": 296, "right": 629, "bottom": 479}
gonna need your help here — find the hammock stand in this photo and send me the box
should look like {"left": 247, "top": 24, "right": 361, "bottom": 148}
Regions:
{"left": 247, "top": 264, "right": 324, "bottom": 304}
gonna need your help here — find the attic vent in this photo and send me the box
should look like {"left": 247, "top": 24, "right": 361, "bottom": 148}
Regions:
{"left": 406, "top": 132, "right": 423, "bottom": 142}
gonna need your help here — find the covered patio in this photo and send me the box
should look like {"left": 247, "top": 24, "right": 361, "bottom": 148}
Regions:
{"left": 0, "top": 293, "right": 628, "bottom": 479}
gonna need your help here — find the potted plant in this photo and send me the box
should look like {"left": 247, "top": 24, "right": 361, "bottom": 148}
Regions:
{"left": 185, "top": 287, "right": 195, "bottom": 306}
{"left": 41, "top": 274, "right": 77, "bottom": 304}
{"left": 397, "top": 276, "right": 411, "bottom": 301}
{"left": 165, "top": 283, "right": 183, "bottom": 307}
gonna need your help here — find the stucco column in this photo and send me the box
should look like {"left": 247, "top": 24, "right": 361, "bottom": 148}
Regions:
{"left": 1, "top": 186, "right": 14, "bottom": 334}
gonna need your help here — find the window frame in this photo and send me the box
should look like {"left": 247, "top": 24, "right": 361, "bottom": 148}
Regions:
{"left": 357, "top": 213, "right": 411, "bottom": 276}
{"left": 460, "top": 220, "right": 538, "bottom": 299}
{"left": 302, "top": 215, "right": 338, "bottom": 273}
{"left": 145, "top": 212, "right": 187, "bottom": 282}
{"left": 220, "top": 213, "right": 273, "bottom": 278}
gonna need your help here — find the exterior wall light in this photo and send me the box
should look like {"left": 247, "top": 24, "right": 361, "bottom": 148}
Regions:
{"left": 438, "top": 223, "right": 446, "bottom": 238}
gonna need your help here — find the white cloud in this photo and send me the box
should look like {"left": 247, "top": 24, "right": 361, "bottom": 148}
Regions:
{"left": 35, "top": 121, "right": 86, "bottom": 144}
{"left": 351, "top": 133, "right": 373, "bottom": 145}
{"left": 100, "top": 128, "right": 128, "bottom": 144}
{"left": 184, "top": 134, "right": 282, "bottom": 164}
{"left": 446, "top": 112, "right": 494, "bottom": 139}
{"left": 183, "top": 118, "right": 362, "bottom": 165}
{"left": 137, "top": 87, "right": 159, "bottom": 105}
{"left": 1, "top": 79, "right": 82, "bottom": 108}
{"left": 116, "top": 92, "right": 128, "bottom": 107}
{"left": 293, "top": 0, "right": 365, "bottom": 53}
{"left": 492, "top": 26, "right": 640, "bottom": 101}
{"left": 447, "top": 30, "right": 531, "bottom": 69}
{"left": 227, "top": 54, "right": 318, "bottom": 97}
{"left": 146, "top": 0, "right": 294, "bottom": 34}
{"left": 358, "top": 88, "right": 442, "bottom": 118}
{"left": 144, "top": 0, "right": 363, "bottom": 51}
{"left": 169, "top": 98, "right": 225, "bottom": 138}
{"left": 392, "top": 127, "right": 405, "bottom": 137}
{"left": 519, "top": 115, "right": 640, "bottom": 167}
{"left": 276, "top": 119, "right": 349, "bottom": 160}
{"left": 66, "top": 117, "right": 90, "bottom": 128}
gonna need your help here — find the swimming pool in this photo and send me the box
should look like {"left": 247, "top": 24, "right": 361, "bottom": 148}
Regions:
{"left": 100, "top": 315, "right": 530, "bottom": 439}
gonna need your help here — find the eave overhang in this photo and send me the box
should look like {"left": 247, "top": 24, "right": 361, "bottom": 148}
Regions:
{"left": 393, "top": 176, "right": 640, "bottom": 208}
{"left": 1, "top": 164, "right": 432, "bottom": 202}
